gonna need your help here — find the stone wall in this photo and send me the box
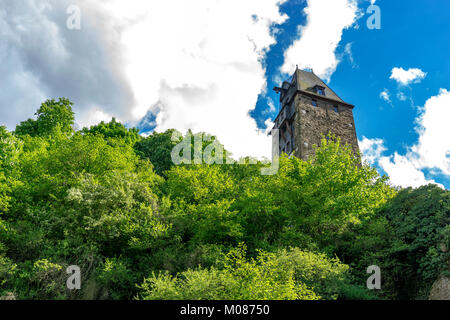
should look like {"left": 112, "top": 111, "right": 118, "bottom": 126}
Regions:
{"left": 293, "top": 93, "right": 359, "bottom": 160}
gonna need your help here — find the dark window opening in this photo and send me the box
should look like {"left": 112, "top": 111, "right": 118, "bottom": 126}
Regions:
{"left": 333, "top": 105, "right": 339, "bottom": 113}
{"left": 312, "top": 99, "right": 318, "bottom": 107}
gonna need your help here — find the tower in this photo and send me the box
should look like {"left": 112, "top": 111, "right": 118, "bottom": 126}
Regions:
{"left": 272, "top": 68, "right": 359, "bottom": 160}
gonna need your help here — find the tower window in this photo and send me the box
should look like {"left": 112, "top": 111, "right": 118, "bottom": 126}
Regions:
{"left": 314, "top": 85, "right": 326, "bottom": 96}
{"left": 312, "top": 99, "right": 318, "bottom": 107}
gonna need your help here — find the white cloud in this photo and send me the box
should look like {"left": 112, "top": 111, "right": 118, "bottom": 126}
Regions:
{"left": 380, "top": 89, "right": 391, "bottom": 102}
{"left": 82, "top": 0, "right": 290, "bottom": 158}
{"left": 281, "top": 0, "right": 359, "bottom": 81}
{"left": 1, "top": 0, "right": 290, "bottom": 159}
{"left": 77, "top": 108, "right": 119, "bottom": 129}
{"left": 379, "top": 153, "right": 443, "bottom": 189}
{"left": 396, "top": 91, "right": 408, "bottom": 101}
{"left": 267, "top": 97, "right": 276, "bottom": 113}
{"left": 360, "top": 138, "right": 443, "bottom": 188}
{"left": 390, "top": 67, "right": 427, "bottom": 86}
{"left": 344, "top": 42, "right": 358, "bottom": 68}
{"left": 360, "top": 89, "right": 450, "bottom": 189}
{"left": 412, "top": 89, "right": 450, "bottom": 175}
{"left": 0, "top": 0, "right": 135, "bottom": 131}
{"left": 359, "top": 137, "right": 386, "bottom": 165}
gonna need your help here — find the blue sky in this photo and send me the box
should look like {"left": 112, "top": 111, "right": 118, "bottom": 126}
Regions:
{"left": 251, "top": 0, "right": 450, "bottom": 188}
{"left": 0, "top": 0, "right": 448, "bottom": 188}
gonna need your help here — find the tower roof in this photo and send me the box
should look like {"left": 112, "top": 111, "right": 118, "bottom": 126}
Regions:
{"left": 294, "top": 69, "right": 344, "bottom": 103}
{"left": 273, "top": 68, "right": 354, "bottom": 108}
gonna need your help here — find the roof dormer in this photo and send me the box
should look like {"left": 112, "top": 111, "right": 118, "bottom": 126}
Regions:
{"left": 313, "top": 85, "right": 326, "bottom": 96}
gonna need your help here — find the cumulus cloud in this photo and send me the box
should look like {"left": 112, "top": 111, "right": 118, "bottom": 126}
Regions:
{"left": 359, "top": 137, "right": 386, "bottom": 165}
{"left": 361, "top": 138, "right": 443, "bottom": 188}
{"left": 0, "top": 0, "right": 290, "bottom": 159}
{"left": 390, "top": 67, "right": 427, "bottom": 86}
{"left": 94, "top": 0, "right": 288, "bottom": 158}
{"left": 360, "top": 89, "right": 450, "bottom": 189}
{"left": 378, "top": 153, "right": 443, "bottom": 188}
{"left": 412, "top": 89, "right": 450, "bottom": 175}
{"left": 77, "top": 108, "right": 120, "bottom": 129}
{"left": 281, "top": 0, "right": 358, "bottom": 81}
{"left": 0, "top": 0, "right": 135, "bottom": 130}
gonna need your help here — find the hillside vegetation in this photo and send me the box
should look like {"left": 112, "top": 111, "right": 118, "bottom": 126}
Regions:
{"left": 0, "top": 98, "right": 448, "bottom": 300}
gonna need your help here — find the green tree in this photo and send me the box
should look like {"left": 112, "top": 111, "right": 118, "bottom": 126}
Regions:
{"left": 135, "top": 130, "right": 230, "bottom": 177}
{"left": 1, "top": 129, "right": 166, "bottom": 299}
{"left": 15, "top": 98, "right": 75, "bottom": 137}
{"left": 0, "top": 126, "right": 22, "bottom": 214}
{"left": 234, "top": 136, "right": 395, "bottom": 252}
{"left": 162, "top": 165, "right": 242, "bottom": 246}
{"left": 134, "top": 129, "right": 181, "bottom": 176}
{"left": 82, "top": 118, "right": 141, "bottom": 145}
{"left": 10, "top": 130, "right": 143, "bottom": 212}
{"left": 4, "top": 101, "right": 441, "bottom": 301}
{"left": 137, "top": 245, "right": 328, "bottom": 300}
{"left": 65, "top": 171, "right": 169, "bottom": 255}
{"left": 375, "top": 185, "right": 449, "bottom": 299}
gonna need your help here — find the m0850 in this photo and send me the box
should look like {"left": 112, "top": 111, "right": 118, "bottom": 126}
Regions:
{"left": 224, "top": 304, "right": 269, "bottom": 315}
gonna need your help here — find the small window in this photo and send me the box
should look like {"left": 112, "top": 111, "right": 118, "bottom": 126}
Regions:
{"left": 312, "top": 99, "right": 318, "bottom": 107}
{"left": 333, "top": 105, "right": 339, "bottom": 113}
{"left": 317, "top": 88, "right": 325, "bottom": 95}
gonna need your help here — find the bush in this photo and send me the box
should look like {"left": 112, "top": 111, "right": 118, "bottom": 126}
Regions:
{"left": 97, "top": 257, "right": 137, "bottom": 300}
{"left": 138, "top": 245, "right": 354, "bottom": 300}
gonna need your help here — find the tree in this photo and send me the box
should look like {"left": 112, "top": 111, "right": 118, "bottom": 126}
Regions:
{"left": 137, "top": 245, "right": 343, "bottom": 300}
{"left": 234, "top": 135, "right": 395, "bottom": 252}
{"left": 65, "top": 171, "right": 169, "bottom": 255}
{"left": 134, "top": 129, "right": 182, "bottom": 176}
{"left": 0, "top": 126, "right": 22, "bottom": 174}
{"left": 375, "top": 185, "right": 450, "bottom": 299}
{"left": 162, "top": 165, "right": 242, "bottom": 246}
{"left": 15, "top": 98, "right": 75, "bottom": 137}
{"left": 81, "top": 118, "right": 141, "bottom": 145}
{"left": 134, "top": 130, "right": 230, "bottom": 177}
{"left": 0, "top": 126, "right": 22, "bottom": 214}
{"left": 4, "top": 101, "right": 442, "bottom": 301}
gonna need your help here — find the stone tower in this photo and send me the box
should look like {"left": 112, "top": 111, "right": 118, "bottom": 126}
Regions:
{"left": 272, "top": 68, "right": 359, "bottom": 160}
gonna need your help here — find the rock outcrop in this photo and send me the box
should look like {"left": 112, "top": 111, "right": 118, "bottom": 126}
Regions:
{"left": 429, "top": 277, "right": 450, "bottom": 300}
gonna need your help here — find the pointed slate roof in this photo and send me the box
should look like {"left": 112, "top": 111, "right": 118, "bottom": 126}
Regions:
{"left": 295, "top": 69, "right": 344, "bottom": 103}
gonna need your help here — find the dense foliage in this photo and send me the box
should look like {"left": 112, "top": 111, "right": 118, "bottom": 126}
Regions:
{"left": 0, "top": 99, "right": 448, "bottom": 300}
